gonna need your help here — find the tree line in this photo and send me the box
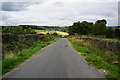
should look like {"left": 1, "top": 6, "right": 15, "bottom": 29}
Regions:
{"left": 68, "top": 19, "right": 120, "bottom": 38}
{"left": 2, "top": 25, "right": 45, "bottom": 34}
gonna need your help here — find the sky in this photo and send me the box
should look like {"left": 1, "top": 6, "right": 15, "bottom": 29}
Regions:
{"left": 1, "top": 0, "right": 120, "bottom": 26}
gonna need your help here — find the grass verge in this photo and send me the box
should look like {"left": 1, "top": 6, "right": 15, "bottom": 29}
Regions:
{"left": 2, "top": 38, "right": 59, "bottom": 75}
{"left": 68, "top": 36, "right": 120, "bottom": 80}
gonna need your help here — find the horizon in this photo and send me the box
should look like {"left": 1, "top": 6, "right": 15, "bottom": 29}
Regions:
{"left": 2, "top": 24, "right": 120, "bottom": 27}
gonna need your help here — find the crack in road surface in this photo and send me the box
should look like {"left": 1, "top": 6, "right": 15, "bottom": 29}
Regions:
{"left": 3, "top": 38, "right": 105, "bottom": 78}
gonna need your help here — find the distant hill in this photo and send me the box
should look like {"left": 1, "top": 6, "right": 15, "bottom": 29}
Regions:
{"left": 107, "top": 26, "right": 120, "bottom": 28}
{"left": 39, "top": 26, "right": 68, "bottom": 32}
{"left": 18, "top": 25, "right": 69, "bottom": 32}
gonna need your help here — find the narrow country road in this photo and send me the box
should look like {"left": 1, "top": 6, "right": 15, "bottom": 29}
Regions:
{"left": 3, "top": 38, "right": 105, "bottom": 78}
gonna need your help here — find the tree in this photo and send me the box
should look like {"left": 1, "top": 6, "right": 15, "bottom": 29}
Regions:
{"left": 2, "top": 26, "right": 36, "bottom": 34}
{"left": 106, "top": 27, "right": 114, "bottom": 38}
{"left": 68, "top": 26, "right": 74, "bottom": 35}
{"left": 68, "top": 21, "right": 93, "bottom": 35}
{"left": 68, "top": 21, "right": 81, "bottom": 35}
{"left": 96, "top": 19, "right": 107, "bottom": 24}
{"left": 114, "top": 27, "right": 120, "bottom": 38}
{"left": 68, "top": 19, "right": 107, "bottom": 35}
{"left": 101, "top": 19, "right": 107, "bottom": 24}
{"left": 94, "top": 20, "right": 107, "bottom": 35}
{"left": 80, "top": 21, "right": 89, "bottom": 35}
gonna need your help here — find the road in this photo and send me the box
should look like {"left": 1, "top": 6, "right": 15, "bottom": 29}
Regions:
{"left": 3, "top": 38, "right": 105, "bottom": 78}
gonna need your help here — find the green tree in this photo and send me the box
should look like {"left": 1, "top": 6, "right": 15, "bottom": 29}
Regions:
{"left": 106, "top": 27, "right": 114, "bottom": 38}
{"left": 68, "top": 21, "right": 81, "bottom": 35}
{"left": 68, "top": 19, "right": 107, "bottom": 35}
{"left": 96, "top": 19, "right": 107, "bottom": 24}
{"left": 94, "top": 20, "right": 106, "bottom": 35}
{"left": 114, "top": 27, "right": 120, "bottom": 38}
{"left": 68, "top": 26, "right": 74, "bottom": 35}
{"left": 2, "top": 26, "right": 36, "bottom": 34}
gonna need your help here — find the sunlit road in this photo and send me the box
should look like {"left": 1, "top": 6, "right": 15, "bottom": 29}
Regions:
{"left": 3, "top": 38, "right": 105, "bottom": 78}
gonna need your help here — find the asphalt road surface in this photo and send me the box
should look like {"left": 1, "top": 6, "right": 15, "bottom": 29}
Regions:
{"left": 3, "top": 38, "right": 105, "bottom": 78}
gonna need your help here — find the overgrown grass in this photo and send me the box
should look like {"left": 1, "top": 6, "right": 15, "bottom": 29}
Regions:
{"left": 2, "top": 38, "right": 59, "bottom": 75}
{"left": 68, "top": 36, "right": 120, "bottom": 80}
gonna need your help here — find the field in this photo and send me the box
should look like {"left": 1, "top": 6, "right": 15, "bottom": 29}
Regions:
{"left": 35, "top": 30, "right": 69, "bottom": 37}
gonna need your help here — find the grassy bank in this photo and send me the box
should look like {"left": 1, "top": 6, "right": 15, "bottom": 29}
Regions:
{"left": 68, "top": 36, "right": 120, "bottom": 80}
{"left": 2, "top": 37, "right": 59, "bottom": 75}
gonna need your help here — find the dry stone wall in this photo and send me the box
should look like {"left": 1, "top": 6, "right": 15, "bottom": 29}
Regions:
{"left": 2, "top": 33, "right": 44, "bottom": 43}
{"left": 77, "top": 37, "right": 120, "bottom": 53}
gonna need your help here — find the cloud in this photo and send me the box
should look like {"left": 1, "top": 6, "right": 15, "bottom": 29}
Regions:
{"left": 54, "top": 2, "right": 64, "bottom": 6}
{"left": 1, "top": 0, "right": 118, "bottom": 26}
{"left": 2, "top": 0, "right": 120, "bottom": 2}
{"left": 118, "top": 1, "right": 120, "bottom": 26}
{"left": 2, "top": 2, "right": 41, "bottom": 11}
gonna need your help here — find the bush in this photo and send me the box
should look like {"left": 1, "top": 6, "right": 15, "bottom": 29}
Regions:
{"left": 52, "top": 32, "right": 58, "bottom": 36}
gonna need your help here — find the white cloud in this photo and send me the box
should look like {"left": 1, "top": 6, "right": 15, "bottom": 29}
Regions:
{"left": 1, "top": 0, "right": 118, "bottom": 26}
{"left": 2, "top": 0, "right": 120, "bottom": 2}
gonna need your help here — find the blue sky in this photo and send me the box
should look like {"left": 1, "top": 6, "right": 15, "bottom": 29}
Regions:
{"left": 1, "top": 0, "right": 119, "bottom": 26}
